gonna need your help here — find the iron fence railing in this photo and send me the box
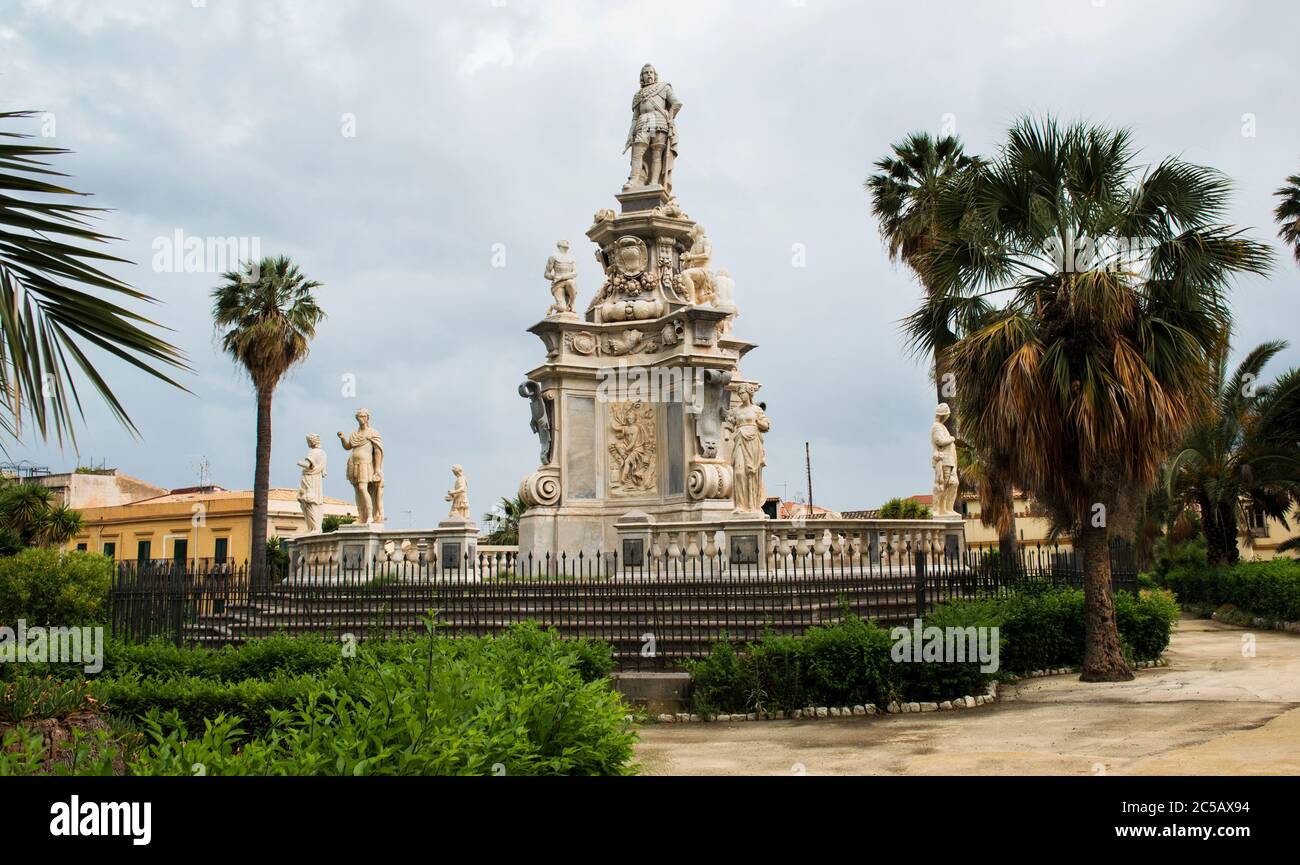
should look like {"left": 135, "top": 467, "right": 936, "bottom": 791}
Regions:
{"left": 109, "top": 541, "right": 1138, "bottom": 669}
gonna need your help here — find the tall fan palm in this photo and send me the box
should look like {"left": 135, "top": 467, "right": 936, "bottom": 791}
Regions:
{"left": 0, "top": 111, "right": 187, "bottom": 444}
{"left": 1275, "top": 169, "right": 1300, "bottom": 265}
{"left": 212, "top": 256, "right": 325, "bottom": 583}
{"left": 1166, "top": 341, "right": 1300, "bottom": 566}
{"left": 929, "top": 117, "right": 1273, "bottom": 680}
{"left": 867, "top": 134, "right": 1018, "bottom": 552}
{"left": 867, "top": 133, "right": 982, "bottom": 421}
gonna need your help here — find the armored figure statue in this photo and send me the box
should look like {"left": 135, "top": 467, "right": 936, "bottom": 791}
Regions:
{"left": 623, "top": 64, "right": 682, "bottom": 192}
{"left": 338, "top": 408, "right": 385, "bottom": 525}
{"left": 544, "top": 240, "right": 578, "bottom": 316}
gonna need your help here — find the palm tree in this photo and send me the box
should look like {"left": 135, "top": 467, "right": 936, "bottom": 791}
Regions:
{"left": 956, "top": 441, "right": 1019, "bottom": 564}
{"left": 482, "top": 495, "right": 529, "bottom": 546}
{"left": 867, "top": 134, "right": 1019, "bottom": 553}
{"left": 866, "top": 133, "right": 982, "bottom": 426}
{"left": 0, "top": 111, "right": 187, "bottom": 443}
{"left": 1275, "top": 169, "right": 1300, "bottom": 265}
{"left": 1166, "top": 341, "right": 1300, "bottom": 566}
{"left": 212, "top": 256, "right": 325, "bottom": 583}
{"left": 0, "top": 481, "right": 84, "bottom": 552}
{"left": 929, "top": 117, "right": 1272, "bottom": 680}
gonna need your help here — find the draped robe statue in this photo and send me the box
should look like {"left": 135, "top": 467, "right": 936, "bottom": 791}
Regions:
{"left": 726, "top": 386, "right": 771, "bottom": 513}
{"left": 445, "top": 464, "right": 470, "bottom": 521}
{"left": 296, "top": 434, "right": 327, "bottom": 533}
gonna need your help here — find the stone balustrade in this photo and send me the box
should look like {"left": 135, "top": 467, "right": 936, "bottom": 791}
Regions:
{"left": 614, "top": 515, "right": 965, "bottom": 572}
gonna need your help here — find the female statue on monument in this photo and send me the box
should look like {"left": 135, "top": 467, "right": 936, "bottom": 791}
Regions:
{"left": 338, "top": 408, "right": 385, "bottom": 525}
{"left": 726, "top": 385, "right": 770, "bottom": 513}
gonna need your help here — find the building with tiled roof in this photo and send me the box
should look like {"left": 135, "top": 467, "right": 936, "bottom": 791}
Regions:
{"left": 66, "top": 484, "right": 357, "bottom": 566}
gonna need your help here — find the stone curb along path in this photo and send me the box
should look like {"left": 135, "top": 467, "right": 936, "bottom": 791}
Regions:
{"left": 635, "top": 658, "right": 1170, "bottom": 725}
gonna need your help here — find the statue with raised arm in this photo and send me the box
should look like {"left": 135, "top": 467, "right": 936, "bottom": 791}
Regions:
{"left": 623, "top": 64, "right": 682, "bottom": 192}
{"left": 296, "top": 434, "right": 327, "bottom": 533}
{"left": 338, "top": 408, "right": 385, "bottom": 525}
{"left": 444, "top": 464, "right": 470, "bottom": 521}
{"left": 931, "top": 403, "right": 960, "bottom": 517}
{"left": 544, "top": 240, "right": 578, "bottom": 316}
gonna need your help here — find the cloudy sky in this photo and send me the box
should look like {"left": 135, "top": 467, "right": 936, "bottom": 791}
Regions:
{"left": 2, "top": 0, "right": 1297, "bottom": 524}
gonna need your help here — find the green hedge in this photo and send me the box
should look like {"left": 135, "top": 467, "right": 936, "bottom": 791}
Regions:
{"left": 0, "top": 548, "right": 112, "bottom": 628}
{"left": 79, "top": 628, "right": 616, "bottom": 738}
{"left": 5, "top": 624, "right": 634, "bottom": 776}
{"left": 686, "top": 614, "right": 989, "bottom": 715}
{"left": 1159, "top": 557, "right": 1300, "bottom": 623}
{"left": 686, "top": 588, "right": 1180, "bottom": 715}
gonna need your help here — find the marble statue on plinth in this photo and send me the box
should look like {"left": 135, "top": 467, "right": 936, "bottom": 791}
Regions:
{"left": 931, "top": 403, "right": 960, "bottom": 517}
{"left": 726, "top": 384, "right": 770, "bottom": 513}
{"left": 296, "top": 434, "right": 327, "bottom": 533}
{"left": 623, "top": 64, "right": 682, "bottom": 193}
{"left": 445, "top": 464, "right": 470, "bottom": 520}
{"left": 338, "top": 408, "right": 385, "bottom": 525}
{"left": 681, "top": 224, "right": 714, "bottom": 305}
{"left": 544, "top": 241, "right": 578, "bottom": 317}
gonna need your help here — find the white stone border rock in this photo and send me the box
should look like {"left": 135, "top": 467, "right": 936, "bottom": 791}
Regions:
{"left": 1210, "top": 610, "right": 1300, "bottom": 634}
{"left": 1009, "top": 657, "right": 1169, "bottom": 681}
{"left": 645, "top": 682, "right": 1002, "bottom": 725}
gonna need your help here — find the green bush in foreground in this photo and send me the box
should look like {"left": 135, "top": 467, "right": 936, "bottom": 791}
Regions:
{"left": 0, "top": 548, "right": 112, "bottom": 628}
{"left": 3, "top": 624, "right": 634, "bottom": 776}
{"left": 687, "top": 588, "right": 1179, "bottom": 715}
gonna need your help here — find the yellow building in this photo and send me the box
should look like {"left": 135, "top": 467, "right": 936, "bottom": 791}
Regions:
{"left": 1240, "top": 506, "right": 1300, "bottom": 562}
{"left": 67, "top": 485, "right": 357, "bottom": 565}
{"left": 958, "top": 492, "right": 1068, "bottom": 552}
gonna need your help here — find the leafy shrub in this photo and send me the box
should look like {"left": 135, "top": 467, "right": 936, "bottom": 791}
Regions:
{"left": 1115, "top": 590, "right": 1180, "bottom": 660}
{"left": 87, "top": 625, "right": 626, "bottom": 760}
{"left": 124, "top": 623, "right": 634, "bottom": 776}
{"left": 687, "top": 587, "right": 1181, "bottom": 713}
{"left": 687, "top": 615, "right": 961, "bottom": 714}
{"left": 1158, "top": 556, "right": 1300, "bottom": 623}
{"left": 880, "top": 498, "right": 932, "bottom": 519}
{"left": 0, "top": 548, "right": 112, "bottom": 628}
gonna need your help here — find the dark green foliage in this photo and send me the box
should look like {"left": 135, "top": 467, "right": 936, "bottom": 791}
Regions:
{"left": 1115, "top": 590, "right": 1180, "bottom": 660}
{"left": 322, "top": 515, "right": 355, "bottom": 533}
{"left": 880, "top": 497, "right": 932, "bottom": 519}
{"left": 0, "top": 548, "right": 112, "bottom": 627}
{"left": 7, "top": 624, "right": 633, "bottom": 776}
{"left": 687, "top": 589, "right": 1180, "bottom": 714}
{"left": 1159, "top": 556, "right": 1300, "bottom": 623}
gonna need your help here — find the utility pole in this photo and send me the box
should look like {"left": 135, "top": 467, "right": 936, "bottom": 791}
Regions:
{"left": 805, "top": 442, "right": 814, "bottom": 514}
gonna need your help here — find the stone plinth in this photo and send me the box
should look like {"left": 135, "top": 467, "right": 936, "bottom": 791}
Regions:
{"left": 283, "top": 521, "right": 481, "bottom": 582}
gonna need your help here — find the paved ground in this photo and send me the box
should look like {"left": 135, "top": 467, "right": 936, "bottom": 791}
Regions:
{"left": 634, "top": 617, "right": 1300, "bottom": 775}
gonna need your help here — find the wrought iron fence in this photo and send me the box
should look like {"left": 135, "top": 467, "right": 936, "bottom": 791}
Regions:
{"left": 109, "top": 541, "right": 1138, "bottom": 669}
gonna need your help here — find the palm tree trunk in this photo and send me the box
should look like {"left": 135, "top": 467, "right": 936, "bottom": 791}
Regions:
{"left": 934, "top": 355, "right": 955, "bottom": 436}
{"left": 250, "top": 385, "right": 273, "bottom": 587}
{"left": 1078, "top": 521, "right": 1133, "bottom": 682}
